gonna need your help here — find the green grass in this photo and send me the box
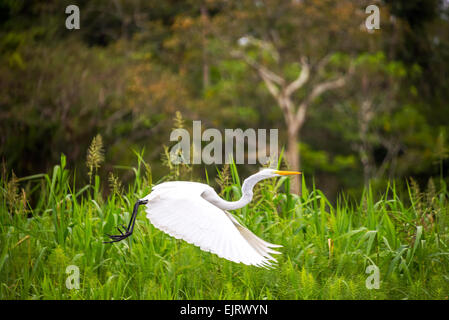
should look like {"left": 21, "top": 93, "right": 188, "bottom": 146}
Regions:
{"left": 1, "top": 154, "right": 449, "bottom": 300}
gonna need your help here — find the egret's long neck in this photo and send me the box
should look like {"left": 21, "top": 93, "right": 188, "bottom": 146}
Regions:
{"left": 203, "top": 173, "right": 266, "bottom": 211}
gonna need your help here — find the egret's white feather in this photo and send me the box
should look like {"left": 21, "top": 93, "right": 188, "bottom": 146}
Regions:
{"left": 142, "top": 181, "right": 281, "bottom": 267}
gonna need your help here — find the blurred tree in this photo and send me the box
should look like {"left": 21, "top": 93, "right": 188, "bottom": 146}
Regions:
{"left": 382, "top": 0, "right": 449, "bottom": 182}
{"left": 0, "top": 1, "right": 194, "bottom": 179}
{"left": 333, "top": 53, "right": 408, "bottom": 185}
{"left": 206, "top": 0, "right": 371, "bottom": 194}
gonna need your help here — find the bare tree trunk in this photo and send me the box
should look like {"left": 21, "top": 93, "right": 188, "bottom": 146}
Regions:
{"left": 287, "top": 128, "right": 301, "bottom": 195}
{"left": 358, "top": 99, "right": 374, "bottom": 187}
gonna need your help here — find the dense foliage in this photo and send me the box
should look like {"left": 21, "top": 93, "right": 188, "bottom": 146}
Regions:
{"left": 1, "top": 0, "right": 448, "bottom": 197}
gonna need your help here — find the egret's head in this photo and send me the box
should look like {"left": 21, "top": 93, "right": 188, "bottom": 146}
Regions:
{"left": 257, "top": 168, "right": 301, "bottom": 179}
{"left": 241, "top": 168, "right": 302, "bottom": 196}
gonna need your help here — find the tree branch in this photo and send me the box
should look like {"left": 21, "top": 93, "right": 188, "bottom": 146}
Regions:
{"left": 285, "top": 57, "right": 310, "bottom": 97}
{"left": 230, "top": 50, "right": 285, "bottom": 86}
{"left": 292, "top": 61, "right": 355, "bottom": 129}
{"left": 231, "top": 50, "right": 288, "bottom": 113}
{"left": 309, "top": 76, "right": 346, "bottom": 102}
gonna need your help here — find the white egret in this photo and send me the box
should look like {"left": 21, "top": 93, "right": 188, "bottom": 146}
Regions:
{"left": 105, "top": 168, "right": 301, "bottom": 267}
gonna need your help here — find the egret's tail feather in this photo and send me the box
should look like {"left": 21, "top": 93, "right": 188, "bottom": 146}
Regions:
{"left": 224, "top": 211, "right": 282, "bottom": 263}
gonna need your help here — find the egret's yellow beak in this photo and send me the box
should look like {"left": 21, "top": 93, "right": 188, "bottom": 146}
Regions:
{"left": 274, "top": 170, "right": 301, "bottom": 176}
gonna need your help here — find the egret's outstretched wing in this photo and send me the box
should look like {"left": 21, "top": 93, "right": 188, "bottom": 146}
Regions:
{"left": 142, "top": 181, "right": 281, "bottom": 267}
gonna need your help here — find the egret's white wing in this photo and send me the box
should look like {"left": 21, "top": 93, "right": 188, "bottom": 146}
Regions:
{"left": 142, "top": 181, "right": 281, "bottom": 267}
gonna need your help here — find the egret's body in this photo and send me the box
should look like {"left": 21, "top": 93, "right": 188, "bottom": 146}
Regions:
{"left": 105, "top": 169, "right": 300, "bottom": 268}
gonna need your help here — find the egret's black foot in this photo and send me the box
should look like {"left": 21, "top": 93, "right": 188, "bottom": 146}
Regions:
{"left": 103, "top": 198, "right": 148, "bottom": 244}
{"left": 116, "top": 224, "right": 127, "bottom": 235}
{"left": 104, "top": 231, "right": 132, "bottom": 243}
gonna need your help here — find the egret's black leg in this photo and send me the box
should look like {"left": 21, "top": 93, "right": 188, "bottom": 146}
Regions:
{"left": 127, "top": 200, "right": 146, "bottom": 233}
{"left": 104, "top": 199, "right": 148, "bottom": 243}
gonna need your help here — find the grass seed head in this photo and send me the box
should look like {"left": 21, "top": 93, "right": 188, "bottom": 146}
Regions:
{"left": 86, "top": 134, "right": 105, "bottom": 182}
